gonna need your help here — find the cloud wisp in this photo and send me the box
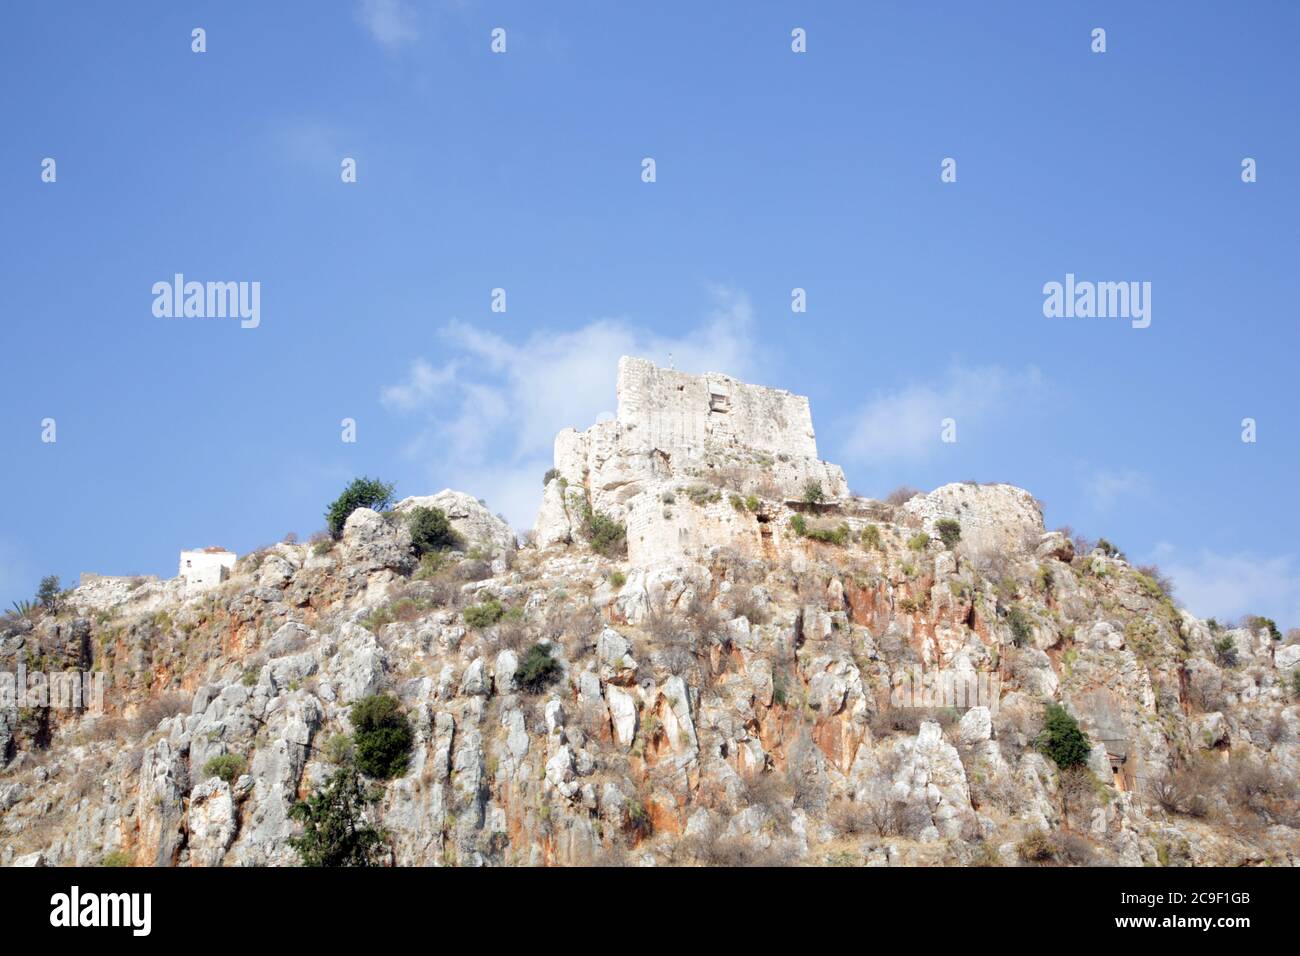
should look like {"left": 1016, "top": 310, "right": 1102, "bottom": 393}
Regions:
{"left": 1150, "top": 543, "right": 1300, "bottom": 630}
{"left": 840, "top": 363, "right": 1044, "bottom": 466}
{"left": 379, "top": 287, "right": 761, "bottom": 529}
{"left": 355, "top": 0, "right": 420, "bottom": 51}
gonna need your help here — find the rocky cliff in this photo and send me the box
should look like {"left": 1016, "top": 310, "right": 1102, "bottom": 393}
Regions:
{"left": 1, "top": 359, "right": 1297, "bottom": 867}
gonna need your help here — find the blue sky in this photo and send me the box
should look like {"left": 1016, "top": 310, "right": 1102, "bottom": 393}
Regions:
{"left": 2, "top": 1, "right": 1298, "bottom": 628}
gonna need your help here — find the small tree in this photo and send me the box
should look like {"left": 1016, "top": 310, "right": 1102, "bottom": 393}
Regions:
{"left": 325, "top": 477, "right": 395, "bottom": 539}
{"left": 288, "top": 761, "right": 387, "bottom": 867}
{"left": 517, "top": 642, "right": 561, "bottom": 693}
{"left": 934, "top": 519, "right": 961, "bottom": 549}
{"left": 1037, "top": 703, "right": 1092, "bottom": 770}
{"left": 408, "top": 506, "right": 457, "bottom": 555}
{"left": 350, "top": 694, "right": 413, "bottom": 780}
{"left": 36, "top": 575, "right": 62, "bottom": 612}
{"left": 801, "top": 480, "right": 825, "bottom": 505}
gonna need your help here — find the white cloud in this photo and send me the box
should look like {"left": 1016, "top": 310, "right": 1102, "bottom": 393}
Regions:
{"left": 380, "top": 287, "right": 761, "bottom": 530}
{"left": 356, "top": 0, "right": 419, "bottom": 51}
{"left": 381, "top": 358, "right": 461, "bottom": 412}
{"left": 841, "top": 363, "right": 1042, "bottom": 464}
{"left": 1150, "top": 543, "right": 1300, "bottom": 629}
{"left": 1084, "top": 468, "right": 1150, "bottom": 513}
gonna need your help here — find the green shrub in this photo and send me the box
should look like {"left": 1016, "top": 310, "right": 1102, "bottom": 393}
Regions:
{"left": 788, "top": 514, "right": 808, "bottom": 536}
{"left": 464, "top": 597, "right": 505, "bottom": 628}
{"left": 934, "top": 519, "right": 961, "bottom": 549}
{"left": 860, "top": 524, "right": 882, "bottom": 550}
{"left": 288, "top": 762, "right": 387, "bottom": 866}
{"left": 1007, "top": 606, "right": 1033, "bottom": 647}
{"left": 579, "top": 500, "right": 627, "bottom": 557}
{"left": 100, "top": 850, "right": 132, "bottom": 868}
{"left": 1037, "top": 703, "right": 1092, "bottom": 770}
{"left": 517, "top": 642, "right": 562, "bottom": 693}
{"left": 543, "top": 467, "right": 560, "bottom": 485}
{"left": 408, "top": 505, "right": 458, "bottom": 555}
{"left": 907, "top": 532, "right": 930, "bottom": 551}
{"left": 744, "top": 495, "right": 760, "bottom": 512}
{"left": 801, "top": 480, "right": 826, "bottom": 505}
{"left": 609, "top": 570, "right": 627, "bottom": 588}
{"left": 203, "top": 752, "right": 247, "bottom": 784}
{"left": 1213, "top": 636, "right": 1238, "bottom": 668}
{"left": 804, "top": 523, "right": 850, "bottom": 545}
{"left": 350, "top": 694, "right": 414, "bottom": 780}
{"left": 729, "top": 494, "right": 745, "bottom": 511}
{"left": 326, "top": 477, "right": 395, "bottom": 539}
{"left": 1291, "top": 670, "right": 1300, "bottom": 699}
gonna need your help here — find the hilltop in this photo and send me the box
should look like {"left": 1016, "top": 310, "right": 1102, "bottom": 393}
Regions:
{"left": 1, "top": 358, "right": 1296, "bottom": 867}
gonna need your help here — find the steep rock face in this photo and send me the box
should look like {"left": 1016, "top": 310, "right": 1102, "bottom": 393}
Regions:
{"left": 2, "top": 363, "right": 1297, "bottom": 869}
{"left": 3, "top": 515, "right": 1296, "bottom": 868}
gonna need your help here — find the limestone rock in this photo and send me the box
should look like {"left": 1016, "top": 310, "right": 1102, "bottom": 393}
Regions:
{"left": 901, "top": 483, "right": 1044, "bottom": 555}
{"left": 188, "top": 779, "right": 237, "bottom": 866}
{"left": 394, "top": 489, "right": 516, "bottom": 557}
{"left": 341, "top": 508, "right": 415, "bottom": 575}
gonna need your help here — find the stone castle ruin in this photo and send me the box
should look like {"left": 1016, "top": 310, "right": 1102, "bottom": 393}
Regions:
{"left": 533, "top": 356, "right": 852, "bottom": 566}
{"left": 533, "top": 356, "right": 1046, "bottom": 569}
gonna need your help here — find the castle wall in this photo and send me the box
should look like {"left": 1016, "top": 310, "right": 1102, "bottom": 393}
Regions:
{"left": 615, "top": 356, "right": 819, "bottom": 460}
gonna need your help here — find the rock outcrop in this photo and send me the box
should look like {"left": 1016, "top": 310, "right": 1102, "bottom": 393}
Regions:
{"left": 533, "top": 356, "right": 849, "bottom": 566}
{"left": 394, "top": 490, "right": 516, "bottom": 558}
{"left": 1, "top": 359, "right": 1296, "bottom": 869}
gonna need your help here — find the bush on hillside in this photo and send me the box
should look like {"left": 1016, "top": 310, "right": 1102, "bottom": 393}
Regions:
{"left": 326, "top": 477, "right": 396, "bottom": 539}
{"left": 350, "top": 694, "right": 413, "bottom": 780}
{"left": 1036, "top": 703, "right": 1092, "bottom": 770}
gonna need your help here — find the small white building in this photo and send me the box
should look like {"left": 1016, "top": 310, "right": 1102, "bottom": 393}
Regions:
{"left": 178, "top": 547, "right": 237, "bottom": 593}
